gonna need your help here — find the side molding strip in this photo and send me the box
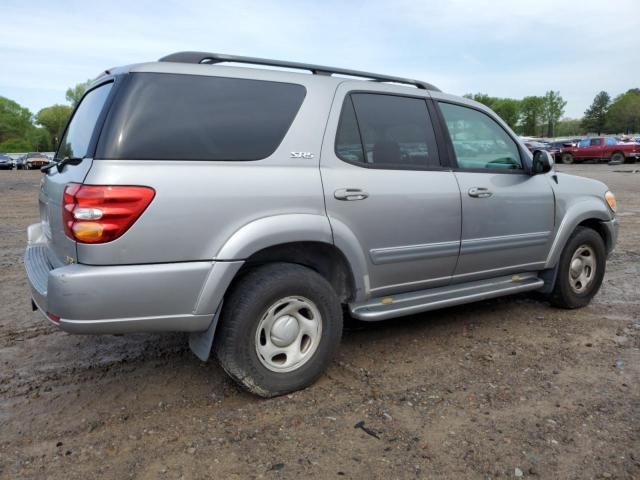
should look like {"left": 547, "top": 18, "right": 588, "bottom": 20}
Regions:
{"left": 370, "top": 240, "right": 460, "bottom": 265}
{"left": 461, "top": 231, "right": 550, "bottom": 255}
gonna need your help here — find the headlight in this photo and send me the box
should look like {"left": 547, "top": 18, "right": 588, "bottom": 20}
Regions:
{"left": 605, "top": 191, "right": 617, "bottom": 213}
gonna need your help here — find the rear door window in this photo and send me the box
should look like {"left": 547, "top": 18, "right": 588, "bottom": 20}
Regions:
{"left": 57, "top": 82, "right": 113, "bottom": 160}
{"left": 335, "top": 93, "right": 441, "bottom": 169}
{"left": 97, "top": 73, "right": 306, "bottom": 161}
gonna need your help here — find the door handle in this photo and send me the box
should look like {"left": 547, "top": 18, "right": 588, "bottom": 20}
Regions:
{"left": 334, "top": 188, "right": 369, "bottom": 201}
{"left": 468, "top": 187, "right": 493, "bottom": 198}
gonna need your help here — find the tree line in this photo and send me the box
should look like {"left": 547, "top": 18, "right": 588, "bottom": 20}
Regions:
{"left": 0, "top": 80, "right": 90, "bottom": 152}
{"left": 465, "top": 88, "right": 640, "bottom": 138}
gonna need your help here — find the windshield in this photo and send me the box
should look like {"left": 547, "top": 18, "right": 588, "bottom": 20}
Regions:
{"left": 56, "top": 82, "right": 113, "bottom": 160}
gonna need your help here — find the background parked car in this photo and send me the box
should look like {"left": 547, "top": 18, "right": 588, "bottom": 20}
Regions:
{"left": 560, "top": 137, "right": 640, "bottom": 165}
{"left": 522, "top": 140, "right": 547, "bottom": 152}
{"left": 0, "top": 154, "right": 14, "bottom": 170}
{"left": 23, "top": 152, "right": 49, "bottom": 170}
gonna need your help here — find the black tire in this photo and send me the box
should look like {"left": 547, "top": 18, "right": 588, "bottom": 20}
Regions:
{"left": 561, "top": 153, "right": 574, "bottom": 164}
{"left": 609, "top": 151, "right": 624, "bottom": 165}
{"left": 550, "top": 227, "right": 606, "bottom": 309}
{"left": 214, "top": 263, "right": 343, "bottom": 397}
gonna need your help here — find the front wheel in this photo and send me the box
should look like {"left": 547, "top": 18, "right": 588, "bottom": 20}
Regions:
{"left": 550, "top": 227, "right": 606, "bottom": 309}
{"left": 214, "top": 263, "right": 343, "bottom": 397}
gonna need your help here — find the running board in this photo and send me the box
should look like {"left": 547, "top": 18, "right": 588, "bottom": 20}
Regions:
{"left": 350, "top": 272, "right": 544, "bottom": 321}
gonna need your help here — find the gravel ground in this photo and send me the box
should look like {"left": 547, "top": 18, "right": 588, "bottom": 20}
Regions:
{"left": 0, "top": 165, "right": 638, "bottom": 479}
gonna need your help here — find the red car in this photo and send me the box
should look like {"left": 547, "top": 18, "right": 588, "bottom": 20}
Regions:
{"left": 560, "top": 137, "right": 640, "bottom": 165}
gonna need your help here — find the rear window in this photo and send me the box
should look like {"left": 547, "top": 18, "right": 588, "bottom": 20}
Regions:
{"left": 57, "top": 82, "right": 113, "bottom": 160}
{"left": 97, "top": 73, "right": 306, "bottom": 161}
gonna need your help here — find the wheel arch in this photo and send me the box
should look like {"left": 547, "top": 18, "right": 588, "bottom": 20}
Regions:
{"left": 544, "top": 203, "right": 612, "bottom": 269}
{"left": 237, "top": 241, "right": 358, "bottom": 304}
{"left": 194, "top": 214, "right": 368, "bottom": 316}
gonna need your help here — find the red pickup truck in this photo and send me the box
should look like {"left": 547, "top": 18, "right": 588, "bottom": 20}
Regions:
{"left": 560, "top": 137, "right": 640, "bottom": 164}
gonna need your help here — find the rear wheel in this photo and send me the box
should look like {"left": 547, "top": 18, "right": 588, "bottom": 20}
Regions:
{"left": 550, "top": 227, "right": 606, "bottom": 309}
{"left": 609, "top": 151, "right": 624, "bottom": 165}
{"left": 561, "top": 153, "right": 574, "bottom": 164}
{"left": 214, "top": 263, "right": 343, "bottom": 397}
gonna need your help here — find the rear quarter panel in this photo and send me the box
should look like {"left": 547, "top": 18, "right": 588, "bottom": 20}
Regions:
{"left": 79, "top": 74, "right": 337, "bottom": 265}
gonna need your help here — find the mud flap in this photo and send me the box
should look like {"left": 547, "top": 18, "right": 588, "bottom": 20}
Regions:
{"left": 188, "top": 302, "right": 222, "bottom": 362}
{"left": 538, "top": 265, "right": 559, "bottom": 294}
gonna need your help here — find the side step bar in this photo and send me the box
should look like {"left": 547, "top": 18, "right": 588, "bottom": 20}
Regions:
{"left": 350, "top": 272, "right": 544, "bottom": 321}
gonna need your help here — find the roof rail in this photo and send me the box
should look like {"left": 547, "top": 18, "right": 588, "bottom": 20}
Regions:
{"left": 158, "top": 51, "right": 440, "bottom": 91}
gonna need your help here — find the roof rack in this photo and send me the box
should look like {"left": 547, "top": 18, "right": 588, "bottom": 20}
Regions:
{"left": 158, "top": 51, "right": 440, "bottom": 91}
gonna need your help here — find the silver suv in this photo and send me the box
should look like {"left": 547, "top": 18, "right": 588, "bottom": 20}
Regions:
{"left": 25, "top": 52, "right": 619, "bottom": 397}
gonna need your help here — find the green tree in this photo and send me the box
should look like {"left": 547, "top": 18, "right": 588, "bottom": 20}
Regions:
{"left": 27, "top": 127, "right": 52, "bottom": 151}
{"left": 581, "top": 91, "right": 610, "bottom": 135}
{"left": 464, "top": 93, "right": 496, "bottom": 108}
{"left": 492, "top": 98, "right": 520, "bottom": 130}
{"left": 605, "top": 89, "right": 640, "bottom": 134}
{"left": 555, "top": 118, "right": 584, "bottom": 137}
{"left": 36, "top": 105, "right": 72, "bottom": 149}
{"left": 65, "top": 79, "right": 92, "bottom": 107}
{"left": 463, "top": 93, "right": 520, "bottom": 130}
{"left": 0, "top": 137, "right": 32, "bottom": 152}
{"left": 518, "top": 96, "right": 545, "bottom": 136}
{"left": 541, "top": 91, "right": 567, "bottom": 137}
{"left": 0, "top": 96, "right": 33, "bottom": 145}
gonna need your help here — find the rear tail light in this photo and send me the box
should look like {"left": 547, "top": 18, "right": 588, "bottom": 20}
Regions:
{"left": 63, "top": 184, "right": 155, "bottom": 243}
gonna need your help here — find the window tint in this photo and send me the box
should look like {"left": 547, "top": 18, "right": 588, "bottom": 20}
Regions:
{"left": 335, "top": 96, "right": 365, "bottom": 163}
{"left": 335, "top": 93, "right": 440, "bottom": 169}
{"left": 590, "top": 138, "right": 602, "bottom": 146}
{"left": 438, "top": 102, "right": 522, "bottom": 170}
{"left": 57, "top": 82, "right": 113, "bottom": 159}
{"left": 97, "top": 73, "right": 306, "bottom": 161}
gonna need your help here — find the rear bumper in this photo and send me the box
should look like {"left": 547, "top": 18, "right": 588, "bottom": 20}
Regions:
{"left": 24, "top": 225, "right": 242, "bottom": 334}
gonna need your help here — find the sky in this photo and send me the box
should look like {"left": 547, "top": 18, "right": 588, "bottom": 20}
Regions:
{"left": 1, "top": 0, "right": 639, "bottom": 118}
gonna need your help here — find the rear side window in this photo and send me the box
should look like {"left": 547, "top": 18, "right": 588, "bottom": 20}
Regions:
{"left": 335, "top": 93, "right": 440, "bottom": 169}
{"left": 97, "top": 73, "right": 305, "bottom": 161}
{"left": 438, "top": 102, "right": 522, "bottom": 171}
{"left": 590, "top": 138, "right": 602, "bottom": 146}
{"left": 57, "top": 82, "right": 113, "bottom": 160}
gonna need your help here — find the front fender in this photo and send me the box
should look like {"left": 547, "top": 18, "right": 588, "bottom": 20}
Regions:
{"left": 545, "top": 198, "right": 612, "bottom": 268}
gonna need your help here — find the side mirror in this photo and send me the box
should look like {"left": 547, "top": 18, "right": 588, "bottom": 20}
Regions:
{"left": 532, "top": 149, "right": 554, "bottom": 175}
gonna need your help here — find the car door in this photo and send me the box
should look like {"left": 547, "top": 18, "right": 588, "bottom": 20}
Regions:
{"left": 602, "top": 137, "right": 618, "bottom": 158}
{"left": 589, "top": 138, "right": 604, "bottom": 160}
{"left": 575, "top": 138, "right": 592, "bottom": 160}
{"left": 320, "top": 84, "right": 461, "bottom": 297}
{"left": 434, "top": 100, "right": 555, "bottom": 283}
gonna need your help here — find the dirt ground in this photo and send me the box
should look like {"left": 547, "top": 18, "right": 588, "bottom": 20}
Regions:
{"left": 0, "top": 165, "right": 638, "bottom": 479}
